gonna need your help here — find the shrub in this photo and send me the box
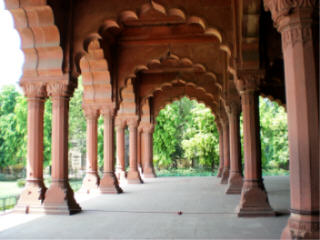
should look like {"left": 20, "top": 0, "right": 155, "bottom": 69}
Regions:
{"left": 16, "top": 178, "right": 26, "bottom": 188}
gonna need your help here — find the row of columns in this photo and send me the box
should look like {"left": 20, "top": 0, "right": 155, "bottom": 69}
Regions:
{"left": 217, "top": 1, "right": 319, "bottom": 238}
{"left": 81, "top": 107, "right": 123, "bottom": 194}
{"left": 216, "top": 73, "right": 274, "bottom": 217}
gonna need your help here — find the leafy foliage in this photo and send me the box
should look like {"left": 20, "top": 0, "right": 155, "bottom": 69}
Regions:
{"left": 68, "top": 78, "right": 86, "bottom": 163}
{"left": 259, "top": 97, "right": 289, "bottom": 171}
{"left": 153, "top": 97, "right": 219, "bottom": 170}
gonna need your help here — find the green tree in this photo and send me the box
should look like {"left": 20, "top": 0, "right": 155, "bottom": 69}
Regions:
{"left": 153, "top": 97, "right": 219, "bottom": 170}
{"left": 68, "top": 78, "right": 86, "bottom": 163}
{"left": 0, "top": 86, "right": 26, "bottom": 169}
{"left": 259, "top": 97, "right": 288, "bottom": 172}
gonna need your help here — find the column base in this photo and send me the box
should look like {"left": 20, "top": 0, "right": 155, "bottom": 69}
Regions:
{"left": 14, "top": 179, "right": 46, "bottom": 214}
{"left": 80, "top": 172, "right": 100, "bottom": 194}
{"left": 43, "top": 180, "right": 81, "bottom": 215}
{"left": 236, "top": 180, "right": 275, "bottom": 217}
{"left": 220, "top": 168, "right": 229, "bottom": 184}
{"left": 225, "top": 172, "right": 243, "bottom": 194}
{"left": 281, "top": 213, "right": 319, "bottom": 239}
{"left": 217, "top": 167, "right": 223, "bottom": 177}
{"left": 143, "top": 167, "right": 156, "bottom": 178}
{"left": 127, "top": 170, "right": 143, "bottom": 184}
{"left": 99, "top": 172, "right": 123, "bottom": 194}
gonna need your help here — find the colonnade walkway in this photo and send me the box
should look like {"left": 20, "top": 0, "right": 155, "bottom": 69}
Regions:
{"left": 0, "top": 176, "right": 290, "bottom": 239}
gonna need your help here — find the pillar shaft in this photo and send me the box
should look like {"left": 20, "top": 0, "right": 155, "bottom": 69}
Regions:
{"left": 141, "top": 124, "right": 156, "bottom": 178}
{"left": 127, "top": 121, "right": 143, "bottom": 184}
{"left": 43, "top": 83, "right": 81, "bottom": 214}
{"left": 235, "top": 71, "right": 274, "bottom": 217}
{"left": 217, "top": 127, "right": 224, "bottom": 177}
{"left": 100, "top": 109, "right": 122, "bottom": 193}
{"left": 80, "top": 108, "right": 99, "bottom": 194}
{"left": 220, "top": 121, "right": 230, "bottom": 184}
{"left": 226, "top": 103, "right": 243, "bottom": 194}
{"left": 242, "top": 92, "right": 261, "bottom": 180}
{"left": 87, "top": 117, "right": 98, "bottom": 173}
{"left": 115, "top": 123, "right": 126, "bottom": 181}
{"left": 137, "top": 129, "right": 142, "bottom": 169}
{"left": 16, "top": 85, "right": 47, "bottom": 213}
{"left": 264, "top": 1, "right": 319, "bottom": 238}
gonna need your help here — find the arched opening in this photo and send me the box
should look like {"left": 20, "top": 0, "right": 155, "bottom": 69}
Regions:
{"left": 153, "top": 97, "right": 219, "bottom": 176}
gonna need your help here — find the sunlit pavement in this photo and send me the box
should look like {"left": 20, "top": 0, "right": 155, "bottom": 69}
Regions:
{"left": 0, "top": 176, "right": 290, "bottom": 239}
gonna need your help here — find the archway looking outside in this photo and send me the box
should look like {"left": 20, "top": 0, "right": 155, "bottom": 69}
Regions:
{"left": 152, "top": 97, "right": 219, "bottom": 177}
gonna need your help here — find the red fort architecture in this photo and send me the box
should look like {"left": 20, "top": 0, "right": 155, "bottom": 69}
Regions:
{"left": 4, "top": 0, "right": 319, "bottom": 239}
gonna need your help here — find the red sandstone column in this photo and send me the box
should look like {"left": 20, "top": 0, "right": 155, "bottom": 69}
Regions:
{"left": 115, "top": 120, "right": 126, "bottom": 182}
{"left": 220, "top": 119, "right": 230, "bottom": 184}
{"left": 216, "top": 122, "right": 224, "bottom": 178}
{"left": 235, "top": 70, "right": 274, "bottom": 217}
{"left": 127, "top": 120, "right": 143, "bottom": 184}
{"left": 137, "top": 129, "right": 142, "bottom": 171}
{"left": 141, "top": 124, "right": 156, "bottom": 178}
{"left": 43, "top": 83, "right": 81, "bottom": 214}
{"left": 99, "top": 108, "right": 122, "bottom": 193}
{"left": 225, "top": 102, "right": 243, "bottom": 194}
{"left": 265, "top": 1, "right": 319, "bottom": 238}
{"left": 15, "top": 84, "right": 47, "bottom": 213}
{"left": 80, "top": 108, "right": 100, "bottom": 194}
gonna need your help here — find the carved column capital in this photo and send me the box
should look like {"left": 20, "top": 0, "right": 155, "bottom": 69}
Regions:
{"left": 22, "top": 84, "right": 46, "bottom": 99}
{"left": 235, "top": 69, "right": 265, "bottom": 94}
{"left": 100, "top": 106, "right": 114, "bottom": 118}
{"left": 83, "top": 106, "right": 99, "bottom": 120}
{"left": 127, "top": 118, "right": 139, "bottom": 129}
{"left": 47, "top": 83, "right": 72, "bottom": 98}
{"left": 139, "top": 122, "right": 154, "bottom": 134}
{"left": 115, "top": 118, "right": 126, "bottom": 129}
{"left": 264, "top": 0, "right": 317, "bottom": 29}
{"left": 225, "top": 100, "right": 241, "bottom": 118}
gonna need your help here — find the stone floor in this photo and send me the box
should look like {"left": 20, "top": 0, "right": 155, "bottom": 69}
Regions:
{"left": 0, "top": 176, "right": 290, "bottom": 239}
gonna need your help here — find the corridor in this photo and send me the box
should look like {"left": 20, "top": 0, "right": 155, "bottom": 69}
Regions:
{"left": 0, "top": 176, "right": 290, "bottom": 239}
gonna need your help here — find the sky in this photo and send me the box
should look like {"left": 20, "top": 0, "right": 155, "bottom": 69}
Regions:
{"left": 0, "top": 1, "right": 24, "bottom": 91}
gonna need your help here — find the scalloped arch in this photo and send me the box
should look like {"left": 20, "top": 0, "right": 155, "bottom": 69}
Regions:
{"left": 100, "top": 1, "right": 225, "bottom": 46}
{"left": 131, "top": 53, "right": 218, "bottom": 82}
{"left": 4, "top": 1, "right": 64, "bottom": 81}
{"left": 153, "top": 84, "right": 219, "bottom": 118}
{"left": 260, "top": 93, "right": 286, "bottom": 110}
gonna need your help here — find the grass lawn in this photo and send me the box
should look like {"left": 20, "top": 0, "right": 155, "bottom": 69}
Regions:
{"left": 156, "top": 168, "right": 215, "bottom": 177}
{"left": 0, "top": 179, "right": 83, "bottom": 198}
{"left": 0, "top": 181, "right": 22, "bottom": 197}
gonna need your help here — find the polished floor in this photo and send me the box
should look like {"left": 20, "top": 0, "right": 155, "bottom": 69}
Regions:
{"left": 0, "top": 176, "right": 290, "bottom": 239}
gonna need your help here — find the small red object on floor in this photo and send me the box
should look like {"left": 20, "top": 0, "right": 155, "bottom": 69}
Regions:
{"left": 177, "top": 211, "right": 183, "bottom": 215}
